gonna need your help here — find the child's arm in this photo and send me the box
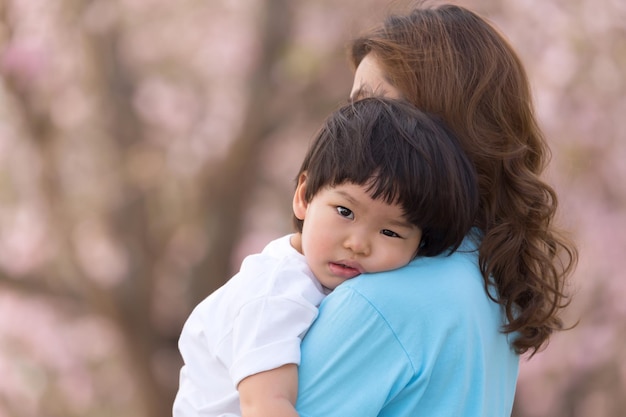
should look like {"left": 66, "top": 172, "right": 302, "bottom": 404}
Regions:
{"left": 238, "top": 363, "right": 300, "bottom": 417}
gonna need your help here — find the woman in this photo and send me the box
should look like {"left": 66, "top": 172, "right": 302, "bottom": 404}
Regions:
{"left": 295, "top": 3, "right": 577, "bottom": 416}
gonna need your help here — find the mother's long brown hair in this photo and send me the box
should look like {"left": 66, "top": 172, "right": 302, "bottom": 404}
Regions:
{"left": 350, "top": 3, "right": 578, "bottom": 355}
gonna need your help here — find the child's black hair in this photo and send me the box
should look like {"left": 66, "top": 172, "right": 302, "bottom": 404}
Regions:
{"left": 294, "top": 97, "right": 478, "bottom": 256}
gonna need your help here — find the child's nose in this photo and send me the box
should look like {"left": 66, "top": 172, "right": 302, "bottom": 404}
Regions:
{"left": 344, "top": 232, "right": 371, "bottom": 256}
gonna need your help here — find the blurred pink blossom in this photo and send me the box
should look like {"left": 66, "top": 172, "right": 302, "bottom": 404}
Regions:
{"left": 72, "top": 218, "right": 129, "bottom": 287}
{"left": 133, "top": 77, "right": 200, "bottom": 136}
{"left": 0, "top": 39, "right": 49, "bottom": 90}
{"left": 0, "top": 206, "right": 49, "bottom": 276}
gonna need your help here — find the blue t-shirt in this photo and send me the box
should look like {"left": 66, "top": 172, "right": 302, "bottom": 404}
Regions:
{"left": 296, "top": 235, "right": 519, "bottom": 417}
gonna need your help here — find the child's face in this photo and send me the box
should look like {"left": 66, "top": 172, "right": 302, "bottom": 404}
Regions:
{"left": 292, "top": 176, "right": 422, "bottom": 290}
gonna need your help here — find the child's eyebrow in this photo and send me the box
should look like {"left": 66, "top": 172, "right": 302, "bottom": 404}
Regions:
{"left": 387, "top": 217, "right": 416, "bottom": 230}
{"left": 335, "top": 190, "right": 361, "bottom": 207}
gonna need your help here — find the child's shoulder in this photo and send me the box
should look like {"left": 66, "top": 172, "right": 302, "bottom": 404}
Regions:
{"left": 237, "top": 234, "right": 325, "bottom": 301}
{"left": 240, "top": 234, "right": 302, "bottom": 273}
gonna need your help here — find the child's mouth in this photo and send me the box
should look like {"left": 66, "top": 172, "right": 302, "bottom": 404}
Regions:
{"left": 328, "top": 262, "right": 362, "bottom": 279}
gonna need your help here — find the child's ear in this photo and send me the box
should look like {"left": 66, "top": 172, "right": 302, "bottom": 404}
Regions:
{"left": 293, "top": 173, "right": 308, "bottom": 220}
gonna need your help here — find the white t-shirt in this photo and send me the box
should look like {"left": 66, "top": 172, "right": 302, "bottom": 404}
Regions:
{"left": 173, "top": 234, "right": 327, "bottom": 417}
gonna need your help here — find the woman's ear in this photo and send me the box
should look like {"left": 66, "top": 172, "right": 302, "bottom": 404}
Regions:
{"left": 293, "top": 173, "right": 308, "bottom": 220}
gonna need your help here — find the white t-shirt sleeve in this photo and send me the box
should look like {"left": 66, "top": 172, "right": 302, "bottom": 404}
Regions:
{"left": 229, "top": 296, "right": 317, "bottom": 385}
{"left": 220, "top": 255, "right": 324, "bottom": 387}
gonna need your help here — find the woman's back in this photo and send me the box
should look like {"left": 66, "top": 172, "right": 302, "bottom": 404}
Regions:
{"left": 296, "top": 4, "right": 577, "bottom": 415}
{"left": 296, "top": 235, "right": 519, "bottom": 417}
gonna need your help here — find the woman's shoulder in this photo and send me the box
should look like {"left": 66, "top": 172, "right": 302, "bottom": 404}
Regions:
{"left": 332, "top": 233, "right": 486, "bottom": 322}
{"left": 351, "top": 233, "right": 481, "bottom": 288}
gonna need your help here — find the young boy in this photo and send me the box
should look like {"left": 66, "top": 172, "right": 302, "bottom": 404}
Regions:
{"left": 173, "top": 97, "right": 479, "bottom": 417}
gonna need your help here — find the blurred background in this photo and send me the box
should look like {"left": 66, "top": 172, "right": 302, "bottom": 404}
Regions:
{"left": 0, "top": 0, "right": 624, "bottom": 416}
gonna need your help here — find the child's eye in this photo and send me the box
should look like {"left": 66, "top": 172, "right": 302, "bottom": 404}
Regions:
{"left": 336, "top": 206, "right": 354, "bottom": 219}
{"left": 381, "top": 229, "right": 401, "bottom": 238}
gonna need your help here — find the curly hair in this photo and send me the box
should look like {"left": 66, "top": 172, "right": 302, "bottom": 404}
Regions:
{"left": 349, "top": 3, "right": 578, "bottom": 355}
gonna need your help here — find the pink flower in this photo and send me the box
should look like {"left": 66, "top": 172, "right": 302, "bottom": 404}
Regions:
{"left": 0, "top": 39, "right": 48, "bottom": 90}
